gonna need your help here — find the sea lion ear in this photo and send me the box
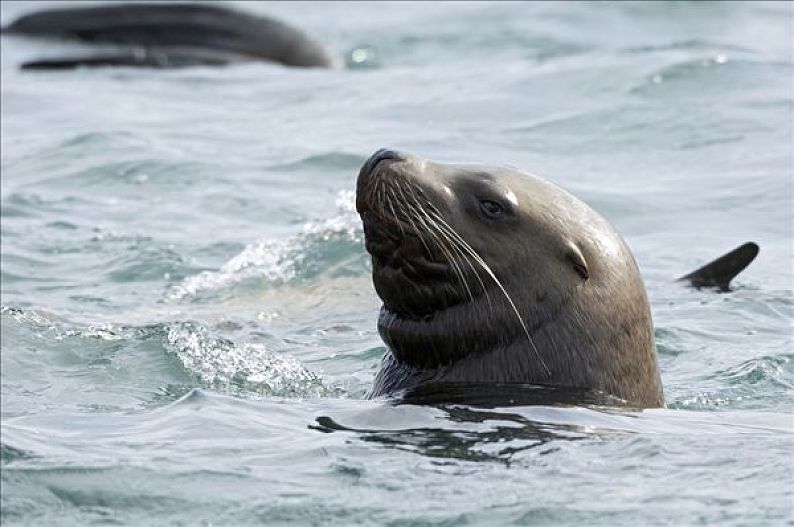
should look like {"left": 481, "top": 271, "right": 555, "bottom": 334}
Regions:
{"left": 566, "top": 243, "right": 589, "bottom": 281}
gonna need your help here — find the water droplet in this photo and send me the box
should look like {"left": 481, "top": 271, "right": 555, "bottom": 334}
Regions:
{"left": 257, "top": 311, "right": 280, "bottom": 322}
{"left": 345, "top": 46, "right": 380, "bottom": 69}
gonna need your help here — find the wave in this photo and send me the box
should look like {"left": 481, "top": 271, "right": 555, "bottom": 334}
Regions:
{"left": 165, "top": 190, "right": 367, "bottom": 302}
{"left": 1, "top": 306, "right": 334, "bottom": 401}
{"left": 164, "top": 321, "right": 326, "bottom": 399}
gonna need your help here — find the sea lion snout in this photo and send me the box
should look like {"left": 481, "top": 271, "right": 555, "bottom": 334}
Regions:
{"left": 356, "top": 149, "right": 410, "bottom": 214}
{"left": 359, "top": 149, "right": 405, "bottom": 184}
{"left": 368, "top": 148, "right": 405, "bottom": 168}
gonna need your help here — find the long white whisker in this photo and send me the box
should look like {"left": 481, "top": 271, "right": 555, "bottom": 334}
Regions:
{"left": 421, "top": 203, "right": 491, "bottom": 304}
{"left": 391, "top": 185, "right": 433, "bottom": 257}
{"left": 384, "top": 186, "right": 405, "bottom": 236}
{"left": 398, "top": 181, "right": 474, "bottom": 303}
{"left": 413, "top": 188, "right": 551, "bottom": 377}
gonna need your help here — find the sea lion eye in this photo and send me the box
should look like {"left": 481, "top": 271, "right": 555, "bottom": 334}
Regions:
{"left": 479, "top": 199, "right": 505, "bottom": 218}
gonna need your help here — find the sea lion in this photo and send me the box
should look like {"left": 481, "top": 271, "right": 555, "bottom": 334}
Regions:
{"left": 1, "top": 3, "right": 336, "bottom": 69}
{"left": 356, "top": 149, "right": 759, "bottom": 408}
{"left": 356, "top": 149, "right": 666, "bottom": 407}
{"left": 355, "top": 149, "right": 663, "bottom": 408}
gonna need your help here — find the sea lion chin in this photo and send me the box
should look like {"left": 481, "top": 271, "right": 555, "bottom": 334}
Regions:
{"left": 356, "top": 148, "right": 664, "bottom": 408}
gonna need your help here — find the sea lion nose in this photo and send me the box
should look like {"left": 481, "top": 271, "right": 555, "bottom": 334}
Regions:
{"left": 361, "top": 148, "right": 405, "bottom": 179}
{"left": 357, "top": 149, "right": 407, "bottom": 213}
{"left": 371, "top": 148, "right": 404, "bottom": 164}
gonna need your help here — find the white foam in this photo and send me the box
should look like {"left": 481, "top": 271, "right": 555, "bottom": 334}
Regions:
{"left": 165, "top": 190, "right": 360, "bottom": 301}
{"left": 165, "top": 321, "right": 325, "bottom": 398}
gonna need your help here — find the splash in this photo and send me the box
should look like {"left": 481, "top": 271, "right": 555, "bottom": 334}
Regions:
{"left": 1, "top": 305, "right": 153, "bottom": 342}
{"left": 2, "top": 306, "right": 327, "bottom": 400}
{"left": 165, "top": 190, "right": 362, "bottom": 301}
{"left": 164, "top": 321, "right": 325, "bottom": 398}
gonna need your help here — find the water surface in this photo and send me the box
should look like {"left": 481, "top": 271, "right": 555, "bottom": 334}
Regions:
{"left": 1, "top": 1, "right": 792, "bottom": 525}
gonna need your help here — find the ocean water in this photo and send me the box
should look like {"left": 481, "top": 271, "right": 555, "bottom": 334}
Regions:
{"left": 1, "top": 1, "right": 793, "bottom": 525}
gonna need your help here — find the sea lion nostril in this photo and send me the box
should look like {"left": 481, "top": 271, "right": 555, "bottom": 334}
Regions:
{"left": 364, "top": 149, "right": 404, "bottom": 176}
{"left": 358, "top": 149, "right": 407, "bottom": 192}
{"left": 372, "top": 148, "right": 404, "bottom": 164}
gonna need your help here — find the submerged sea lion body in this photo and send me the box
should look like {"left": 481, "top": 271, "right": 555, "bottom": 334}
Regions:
{"left": 1, "top": 3, "right": 336, "bottom": 69}
{"left": 356, "top": 149, "right": 664, "bottom": 408}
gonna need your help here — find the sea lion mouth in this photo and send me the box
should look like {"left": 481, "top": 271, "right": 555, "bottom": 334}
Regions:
{"left": 360, "top": 205, "right": 460, "bottom": 317}
{"left": 361, "top": 211, "right": 449, "bottom": 274}
{"left": 357, "top": 150, "right": 469, "bottom": 317}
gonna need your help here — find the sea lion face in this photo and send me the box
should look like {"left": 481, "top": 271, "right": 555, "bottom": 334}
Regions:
{"left": 357, "top": 149, "right": 601, "bottom": 361}
{"left": 356, "top": 149, "right": 662, "bottom": 406}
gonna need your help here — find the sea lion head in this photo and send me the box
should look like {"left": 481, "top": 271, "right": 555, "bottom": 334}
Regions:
{"left": 356, "top": 149, "right": 663, "bottom": 407}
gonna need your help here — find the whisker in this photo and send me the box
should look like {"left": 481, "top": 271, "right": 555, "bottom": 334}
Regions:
{"left": 407, "top": 184, "right": 551, "bottom": 378}
{"left": 420, "top": 200, "right": 491, "bottom": 304}
{"left": 398, "top": 181, "right": 475, "bottom": 304}
{"left": 383, "top": 185, "right": 405, "bottom": 236}
{"left": 397, "top": 181, "right": 474, "bottom": 303}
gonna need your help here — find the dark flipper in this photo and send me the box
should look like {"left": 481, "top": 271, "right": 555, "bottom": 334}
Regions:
{"left": 678, "top": 242, "right": 759, "bottom": 291}
{"left": 2, "top": 3, "right": 335, "bottom": 69}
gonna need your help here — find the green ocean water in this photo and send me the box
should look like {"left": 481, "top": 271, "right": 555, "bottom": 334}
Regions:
{"left": 1, "top": 2, "right": 792, "bottom": 525}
